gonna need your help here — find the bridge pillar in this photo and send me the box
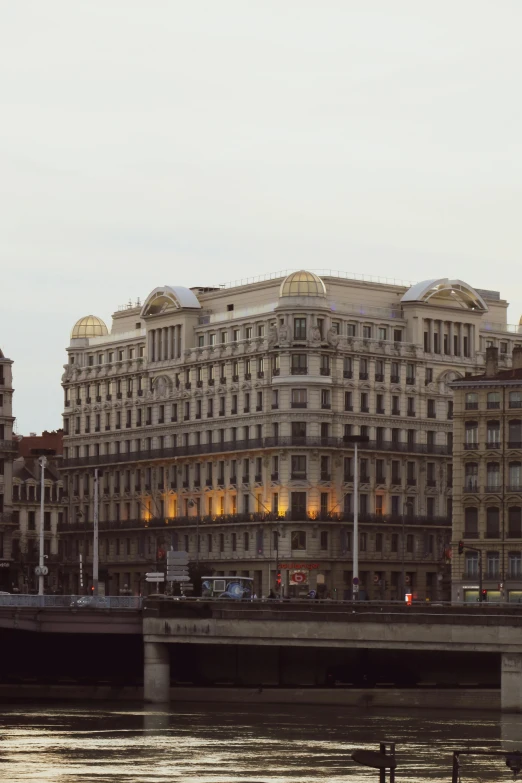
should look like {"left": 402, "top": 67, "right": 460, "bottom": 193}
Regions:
{"left": 144, "top": 642, "right": 170, "bottom": 703}
{"left": 502, "top": 654, "right": 522, "bottom": 712}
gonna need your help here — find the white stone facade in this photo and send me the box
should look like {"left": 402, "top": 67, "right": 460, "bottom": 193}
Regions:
{"left": 59, "top": 271, "right": 518, "bottom": 599}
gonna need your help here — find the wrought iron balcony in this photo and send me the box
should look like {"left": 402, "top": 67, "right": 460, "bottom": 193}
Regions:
{"left": 61, "top": 434, "right": 452, "bottom": 469}
{"left": 0, "top": 440, "right": 18, "bottom": 453}
{"left": 57, "top": 510, "right": 451, "bottom": 533}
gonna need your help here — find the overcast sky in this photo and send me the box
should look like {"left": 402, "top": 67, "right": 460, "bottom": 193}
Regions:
{"left": 2, "top": 0, "right": 522, "bottom": 434}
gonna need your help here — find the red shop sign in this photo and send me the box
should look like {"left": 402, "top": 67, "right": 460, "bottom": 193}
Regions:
{"left": 278, "top": 563, "right": 319, "bottom": 570}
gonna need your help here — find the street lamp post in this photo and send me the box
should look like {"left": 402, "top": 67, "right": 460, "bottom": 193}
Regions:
{"left": 38, "top": 456, "right": 47, "bottom": 596}
{"left": 343, "top": 434, "right": 370, "bottom": 600}
{"left": 401, "top": 502, "right": 413, "bottom": 601}
{"left": 93, "top": 468, "right": 99, "bottom": 596}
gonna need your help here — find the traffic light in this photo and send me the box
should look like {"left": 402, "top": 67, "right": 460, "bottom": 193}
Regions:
{"left": 481, "top": 589, "right": 488, "bottom": 602}
{"left": 458, "top": 540, "right": 464, "bottom": 555}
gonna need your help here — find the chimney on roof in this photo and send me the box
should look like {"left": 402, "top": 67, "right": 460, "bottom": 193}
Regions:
{"left": 513, "top": 347, "right": 522, "bottom": 370}
{"left": 485, "top": 346, "right": 499, "bottom": 377}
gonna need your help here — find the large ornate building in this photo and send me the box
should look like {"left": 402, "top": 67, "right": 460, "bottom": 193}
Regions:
{"left": 451, "top": 347, "right": 522, "bottom": 603}
{"left": 0, "top": 346, "right": 16, "bottom": 591}
{"left": 59, "top": 271, "right": 516, "bottom": 599}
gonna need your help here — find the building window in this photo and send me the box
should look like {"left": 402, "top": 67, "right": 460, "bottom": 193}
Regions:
{"left": 294, "top": 318, "right": 306, "bottom": 340}
{"left": 509, "top": 551, "right": 522, "bottom": 578}
{"left": 290, "top": 491, "right": 307, "bottom": 515}
{"left": 487, "top": 392, "right": 500, "bottom": 409}
{"left": 464, "top": 507, "right": 479, "bottom": 537}
{"left": 509, "top": 462, "right": 522, "bottom": 490}
{"left": 291, "top": 388, "right": 307, "bottom": 408}
{"left": 291, "top": 456, "right": 306, "bottom": 480}
{"left": 291, "top": 530, "right": 306, "bottom": 550}
{"left": 291, "top": 354, "right": 307, "bottom": 374}
{"left": 486, "top": 506, "right": 500, "bottom": 538}
{"left": 465, "top": 551, "right": 479, "bottom": 577}
{"left": 487, "top": 551, "right": 500, "bottom": 578}
{"left": 465, "top": 392, "right": 479, "bottom": 410}
{"left": 508, "top": 507, "right": 522, "bottom": 538}
{"left": 465, "top": 421, "right": 478, "bottom": 447}
{"left": 464, "top": 462, "right": 478, "bottom": 492}
{"left": 320, "top": 531, "right": 328, "bottom": 550}
{"left": 510, "top": 392, "right": 522, "bottom": 409}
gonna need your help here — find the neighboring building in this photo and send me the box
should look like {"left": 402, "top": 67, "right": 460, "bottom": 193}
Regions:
{"left": 59, "top": 272, "right": 514, "bottom": 599}
{"left": 451, "top": 347, "right": 522, "bottom": 603}
{"left": 11, "top": 431, "right": 63, "bottom": 593}
{"left": 0, "top": 347, "right": 16, "bottom": 591}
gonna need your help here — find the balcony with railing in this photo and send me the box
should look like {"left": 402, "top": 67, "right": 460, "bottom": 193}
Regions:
{"left": 58, "top": 510, "right": 452, "bottom": 534}
{"left": 0, "top": 440, "right": 18, "bottom": 453}
{"left": 61, "top": 434, "right": 453, "bottom": 469}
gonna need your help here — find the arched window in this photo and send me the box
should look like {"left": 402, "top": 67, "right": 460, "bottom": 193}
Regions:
{"left": 464, "top": 507, "right": 478, "bottom": 537}
{"left": 464, "top": 463, "right": 478, "bottom": 491}
{"left": 510, "top": 391, "right": 522, "bottom": 409}
{"left": 465, "top": 392, "right": 478, "bottom": 410}
{"left": 509, "top": 420, "right": 522, "bottom": 447}
{"left": 508, "top": 507, "right": 522, "bottom": 538}
{"left": 487, "top": 392, "right": 500, "bottom": 410}
{"left": 509, "top": 462, "right": 522, "bottom": 491}
{"left": 486, "top": 507, "right": 500, "bottom": 538}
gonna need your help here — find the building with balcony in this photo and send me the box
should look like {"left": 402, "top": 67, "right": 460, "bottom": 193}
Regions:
{"left": 451, "top": 347, "right": 522, "bottom": 602}
{"left": 59, "top": 272, "right": 516, "bottom": 599}
{"left": 11, "top": 431, "right": 63, "bottom": 593}
{"left": 0, "top": 346, "right": 16, "bottom": 591}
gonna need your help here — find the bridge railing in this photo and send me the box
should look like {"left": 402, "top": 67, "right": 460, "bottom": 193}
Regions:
{"left": 0, "top": 595, "right": 143, "bottom": 610}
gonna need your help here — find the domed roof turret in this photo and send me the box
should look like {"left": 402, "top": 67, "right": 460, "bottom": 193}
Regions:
{"left": 71, "top": 315, "right": 109, "bottom": 339}
{"left": 279, "top": 270, "right": 326, "bottom": 298}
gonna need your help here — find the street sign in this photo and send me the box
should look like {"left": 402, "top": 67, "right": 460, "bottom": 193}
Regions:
{"left": 167, "top": 566, "right": 189, "bottom": 574}
{"left": 167, "top": 575, "right": 190, "bottom": 582}
{"left": 146, "top": 572, "right": 164, "bottom": 579}
{"left": 353, "top": 577, "right": 359, "bottom": 585}
{"left": 146, "top": 575, "right": 165, "bottom": 583}
{"left": 167, "top": 551, "right": 189, "bottom": 564}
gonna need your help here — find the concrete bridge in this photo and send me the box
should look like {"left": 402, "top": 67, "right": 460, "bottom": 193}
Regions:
{"left": 3, "top": 599, "right": 522, "bottom": 711}
{"left": 143, "top": 601, "right": 522, "bottom": 712}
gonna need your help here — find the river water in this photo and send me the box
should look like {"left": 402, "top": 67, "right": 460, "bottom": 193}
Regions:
{"left": 0, "top": 703, "right": 521, "bottom": 783}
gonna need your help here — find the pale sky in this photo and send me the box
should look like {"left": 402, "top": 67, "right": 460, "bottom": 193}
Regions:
{"left": 2, "top": 0, "right": 522, "bottom": 434}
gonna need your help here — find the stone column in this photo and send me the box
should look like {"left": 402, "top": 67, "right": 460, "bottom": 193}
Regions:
{"left": 502, "top": 653, "right": 522, "bottom": 712}
{"left": 169, "top": 326, "right": 174, "bottom": 359}
{"left": 144, "top": 642, "right": 170, "bottom": 703}
{"left": 449, "top": 322, "right": 454, "bottom": 356}
{"left": 177, "top": 325, "right": 182, "bottom": 358}
{"left": 154, "top": 330, "right": 161, "bottom": 363}
{"left": 149, "top": 330, "right": 155, "bottom": 362}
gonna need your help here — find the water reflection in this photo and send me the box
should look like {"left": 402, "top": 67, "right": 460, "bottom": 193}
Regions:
{"left": 0, "top": 703, "right": 520, "bottom": 783}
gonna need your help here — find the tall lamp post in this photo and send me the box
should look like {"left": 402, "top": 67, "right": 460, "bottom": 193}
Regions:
{"left": 343, "top": 434, "right": 370, "bottom": 600}
{"left": 401, "top": 501, "right": 413, "bottom": 601}
{"left": 93, "top": 468, "right": 99, "bottom": 596}
{"left": 38, "top": 455, "right": 47, "bottom": 596}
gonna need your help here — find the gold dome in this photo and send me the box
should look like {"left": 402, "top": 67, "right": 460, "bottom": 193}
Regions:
{"left": 71, "top": 315, "right": 109, "bottom": 339}
{"left": 280, "top": 270, "right": 326, "bottom": 298}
